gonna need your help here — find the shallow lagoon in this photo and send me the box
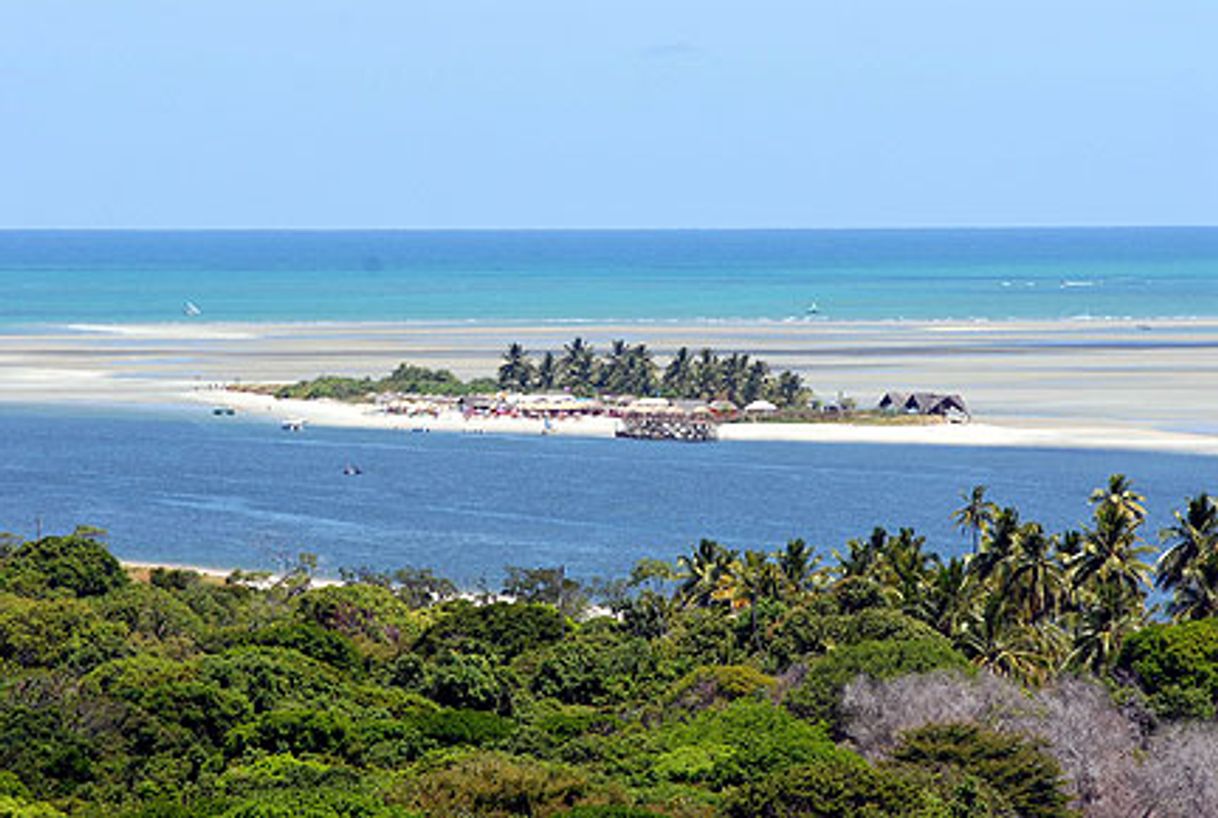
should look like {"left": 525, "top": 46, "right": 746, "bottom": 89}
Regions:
{"left": 2, "top": 405, "right": 1215, "bottom": 583}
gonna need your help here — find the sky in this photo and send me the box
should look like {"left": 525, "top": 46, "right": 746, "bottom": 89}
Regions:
{"left": 0, "top": 1, "right": 1215, "bottom": 229}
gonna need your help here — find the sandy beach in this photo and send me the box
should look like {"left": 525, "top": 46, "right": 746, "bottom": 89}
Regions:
{"left": 4, "top": 318, "right": 1218, "bottom": 455}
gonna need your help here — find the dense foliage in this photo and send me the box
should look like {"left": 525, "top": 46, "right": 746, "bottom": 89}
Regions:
{"left": 272, "top": 339, "right": 810, "bottom": 407}
{"left": 496, "top": 338, "right": 809, "bottom": 406}
{"left": 2, "top": 478, "right": 1218, "bottom": 816}
{"left": 274, "top": 363, "right": 500, "bottom": 400}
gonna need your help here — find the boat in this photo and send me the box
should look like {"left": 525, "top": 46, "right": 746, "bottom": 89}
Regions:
{"left": 805, "top": 301, "right": 820, "bottom": 315}
{"left": 211, "top": 406, "right": 235, "bottom": 417}
{"left": 342, "top": 463, "right": 362, "bottom": 476}
{"left": 183, "top": 300, "right": 203, "bottom": 317}
{"left": 281, "top": 418, "right": 306, "bottom": 431}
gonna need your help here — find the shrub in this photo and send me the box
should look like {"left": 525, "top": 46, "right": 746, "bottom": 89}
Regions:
{"left": 399, "top": 751, "right": 593, "bottom": 817}
{"left": 0, "top": 534, "right": 127, "bottom": 598}
{"left": 891, "top": 723, "right": 1073, "bottom": 818}
{"left": 722, "top": 756, "right": 931, "bottom": 818}
{"left": 244, "top": 622, "right": 363, "bottom": 674}
{"left": 1116, "top": 619, "right": 1218, "bottom": 719}
{"left": 417, "top": 601, "right": 565, "bottom": 660}
{"left": 783, "top": 637, "right": 970, "bottom": 733}
{"left": 663, "top": 665, "right": 775, "bottom": 713}
{"left": 426, "top": 652, "right": 514, "bottom": 713}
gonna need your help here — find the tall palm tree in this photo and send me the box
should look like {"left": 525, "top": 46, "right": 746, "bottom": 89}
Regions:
{"left": 881, "top": 528, "right": 939, "bottom": 621}
{"left": 559, "top": 337, "right": 596, "bottom": 392}
{"left": 774, "top": 371, "right": 806, "bottom": 409}
{"left": 713, "top": 549, "right": 785, "bottom": 645}
{"left": 1067, "top": 581, "right": 1146, "bottom": 675}
{"left": 777, "top": 538, "right": 819, "bottom": 593}
{"left": 662, "top": 347, "right": 694, "bottom": 396}
{"left": 1157, "top": 493, "right": 1218, "bottom": 592}
{"left": 968, "top": 506, "right": 1021, "bottom": 587}
{"left": 957, "top": 594, "right": 1063, "bottom": 685}
{"left": 497, "top": 343, "right": 534, "bottom": 390}
{"left": 742, "top": 360, "right": 770, "bottom": 404}
{"left": 676, "top": 538, "right": 736, "bottom": 608}
{"left": 1072, "top": 501, "right": 1154, "bottom": 598}
{"left": 926, "top": 557, "right": 970, "bottom": 638}
{"left": 534, "top": 351, "right": 558, "bottom": 390}
{"left": 1090, "top": 473, "right": 1147, "bottom": 523}
{"left": 953, "top": 485, "right": 997, "bottom": 554}
{"left": 624, "top": 343, "right": 657, "bottom": 395}
{"left": 694, "top": 348, "right": 720, "bottom": 399}
{"left": 1005, "top": 523, "right": 1066, "bottom": 625}
{"left": 835, "top": 527, "right": 889, "bottom": 580}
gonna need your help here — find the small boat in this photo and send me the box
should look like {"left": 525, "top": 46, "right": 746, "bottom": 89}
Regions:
{"left": 183, "top": 300, "right": 203, "bottom": 317}
{"left": 342, "top": 463, "right": 362, "bottom": 476}
{"left": 211, "top": 406, "right": 236, "bottom": 417}
{"left": 281, "top": 418, "right": 306, "bottom": 431}
{"left": 805, "top": 301, "right": 820, "bottom": 315}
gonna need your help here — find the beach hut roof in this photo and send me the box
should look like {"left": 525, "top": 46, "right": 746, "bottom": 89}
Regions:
{"left": 744, "top": 399, "right": 778, "bottom": 412}
{"left": 709, "top": 399, "right": 738, "bottom": 411}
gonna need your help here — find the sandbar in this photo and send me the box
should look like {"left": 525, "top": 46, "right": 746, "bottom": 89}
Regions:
{"left": 3, "top": 318, "right": 1218, "bottom": 455}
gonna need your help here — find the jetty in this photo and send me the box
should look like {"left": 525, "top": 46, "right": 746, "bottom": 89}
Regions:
{"left": 615, "top": 414, "right": 717, "bottom": 442}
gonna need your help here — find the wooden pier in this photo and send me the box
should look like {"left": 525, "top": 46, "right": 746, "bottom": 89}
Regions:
{"left": 615, "top": 414, "right": 717, "bottom": 442}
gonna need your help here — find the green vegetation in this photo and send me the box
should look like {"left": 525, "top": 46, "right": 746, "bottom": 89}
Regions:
{"left": 498, "top": 339, "right": 809, "bottom": 406}
{"left": 273, "top": 363, "right": 500, "bottom": 401}
{"left": 269, "top": 338, "right": 811, "bottom": 408}
{"left": 3, "top": 479, "right": 1218, "bottom": 816}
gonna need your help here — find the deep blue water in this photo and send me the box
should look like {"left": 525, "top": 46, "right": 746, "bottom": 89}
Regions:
{"left": 2, "top": 407, "right": 1215, "bottom": 584}
{"left": 2, "top": 228, "right": 1217, "bottom": 325}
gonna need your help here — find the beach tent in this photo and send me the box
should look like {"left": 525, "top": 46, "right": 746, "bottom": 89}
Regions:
{"left": 744, "top": 399, "right": 778, "bottom": 413}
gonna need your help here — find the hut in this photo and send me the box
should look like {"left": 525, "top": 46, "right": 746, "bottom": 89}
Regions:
{"left": 879, "top": 391, "right": 970, "bottom": 420}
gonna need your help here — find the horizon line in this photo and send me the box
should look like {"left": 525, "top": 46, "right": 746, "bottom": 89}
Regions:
{"left": 1, "top": 223, "right": 1216, "bottom": 233}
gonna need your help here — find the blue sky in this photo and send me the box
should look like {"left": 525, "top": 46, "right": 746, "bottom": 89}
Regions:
{"left": 1, "top": 1, "right": 1214, "bottom": 228}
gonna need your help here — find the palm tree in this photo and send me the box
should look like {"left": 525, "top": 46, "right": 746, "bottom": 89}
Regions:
{"left": 1157, "top": 493, "right": 1218, "bottom": 592}
{"left": 597, "top": 339, "right": 630, "bottom": 394}
{"left": 662, "top": 347, "right": 694, "bottom": 397}
{"left": 624, "top": 343, "right": 657, "bottom": 395}
{"left": 835, "top": 527, "right": 889, "bottom": 580}
{"left": 1005, "top": 523, "right": 1066, "bottom": 625}
{"left": 957, "top": 594, "right": 1063, "bottom": 685}
{"left": 713, "top": 549, "right": 785, "bottom": 645}
{"left": 1072, "top": 501, "right": 1154, "bottom": 598}
{"left": 953, "top": 485, "right": 997, "bottom": 554}
{"left": 497, "top": 343, "right": 534, "bottom": 390}
{"left": 1067, "top": 581, "right": 1146, "bottom": 675}
{"left": 676, "top": 538, "right": 736, "bottom": 608}
{"left": 925, "top": 557, "right": 970, "bottom": 638}
{"left": 968, "top": 506, "right": 1021, "bottom": 587}
{"left": 1090, "top": 473, "right": 1147, "bottom": 523}
{"left": 777, "top": 538, "right": 818, "bottom": 593}
{"left": 774, "top": 371, "right": 806, "bottom": 409}
{"left": 742, "top": 360, "right": 770, "bottom": 404}
{"left": 881, "top": 528, "right": 939, "bottom": 621}
{"left": 693, "top": 348, "right": 720, "bottom": 399}
{"left": 534, "top": 351, "right": 558, "bottom": 390}
{"left": 559, "top": 337, "right": 596, "bottom": 392}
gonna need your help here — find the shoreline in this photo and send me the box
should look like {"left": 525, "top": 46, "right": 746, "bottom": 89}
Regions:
{"left": 185, "top": 388, "right": 1218, "bottom": 457}
{"left": 5, "top": 315, "right": 1218, "bottom": 457}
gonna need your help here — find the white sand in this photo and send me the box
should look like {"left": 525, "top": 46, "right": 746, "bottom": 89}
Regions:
{"left": 5, "top": 317, "right": 1218, "bottom": 456}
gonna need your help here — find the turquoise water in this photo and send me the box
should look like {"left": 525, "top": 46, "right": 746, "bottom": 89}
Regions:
{"left": 2, "top": 407, "right": 1215, "bottom": 582}
{"left": 2, "top": 228, "right": 1216, "bottom": 325}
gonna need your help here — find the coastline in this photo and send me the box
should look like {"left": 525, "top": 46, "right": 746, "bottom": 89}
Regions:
{"left": 184, "top": 387, "right": 1218, "bottom": 457}
{"left": 5, "top": 316, "right": 1218, "bottom": 456}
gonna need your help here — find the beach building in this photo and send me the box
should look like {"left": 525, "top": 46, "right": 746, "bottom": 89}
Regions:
{"left": 879, "top": 391, "right": 970, "bottom": 419}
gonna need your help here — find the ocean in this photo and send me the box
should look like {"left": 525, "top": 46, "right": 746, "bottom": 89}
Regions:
{"left": 2, "top": 228, "right": 1217, "bottom": 326}
{"left": 1, "top": 406, "right": 1215, "bottom": 583}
